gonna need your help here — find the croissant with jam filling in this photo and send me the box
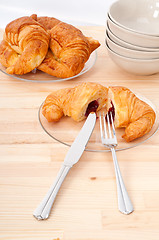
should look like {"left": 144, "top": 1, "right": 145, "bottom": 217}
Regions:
{"left": 42, "top": 82, "right": 108, "bottom": 122}
{"left": 42, "top": 82, "right": 156, "bottom": 142}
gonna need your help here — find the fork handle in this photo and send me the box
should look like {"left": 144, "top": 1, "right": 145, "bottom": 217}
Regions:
{"left": 111, "top": 147, "right": 134, "bottom": 215}
{"left": 33, "top": 164, "right": 71, "bottom": 220}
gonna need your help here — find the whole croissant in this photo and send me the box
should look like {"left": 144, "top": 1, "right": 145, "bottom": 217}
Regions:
{"left": 37, "top": 19, "right": 100, "bottom": 78}
{"left": 0, "top": 15, "right": 49, "bottom": 75}
{"left": 0, "top": 15, "right": 100, "bottom": 77}
{"left": 42, "top": 83, "right": 156, "bottom": 142}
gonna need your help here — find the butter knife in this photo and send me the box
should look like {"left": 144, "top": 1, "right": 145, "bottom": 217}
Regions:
{"left": 33, "top": 112, "right": 96, "bottom": 220}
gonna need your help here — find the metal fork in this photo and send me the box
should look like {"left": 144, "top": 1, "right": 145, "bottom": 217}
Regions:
{"left": 99, "top": 111, "right": 134, "bottom": 215}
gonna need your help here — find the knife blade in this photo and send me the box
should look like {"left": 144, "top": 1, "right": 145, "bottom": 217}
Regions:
{"left": 33, "top": 112, "right": 96, "bottom": 220}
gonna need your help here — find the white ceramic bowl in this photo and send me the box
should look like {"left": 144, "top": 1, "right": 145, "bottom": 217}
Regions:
{"left": 106, "top": 33, "right": 159, "bottom": 59}
{"left": 109, "top": 0, "right": 159, "bottom": 36}
{"left": 106, "top": 24, "right": 159, "bottom": 52}
{"left": 107, "top": 15, "right": 159, "bottom": 48}
{"left": 106, "top": 42, "right": 159, "bottom": 75}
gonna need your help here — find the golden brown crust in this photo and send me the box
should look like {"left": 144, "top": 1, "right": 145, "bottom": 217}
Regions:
{"left": 36, "top": 16, "right": 100, "bottom": 52}
{"left": 37, "top": 16, "right": 61, "bottom": 31}
{"left": 0, "top": 15, "right": 100, "bottom": 77}
{"left": 42, "top": 82, "right": 108, "bottom": 122}
{"left": 109, "top": 86, "right": 156, "bottom": 142}
{"left": 38, "top": 21, "right": 100, "bottom": 78}
{"left": 0, "top": 40, "right": 19, "bottom": 67}
{"left": 5, "top": 16, "right": 41, "bottom": 36}
{"left": 2, "top": 15, "right": 50, "bottom": 75}
{"left": 86, "top": 37, "right": 101, "bottom": 53}
{"left": 42, "top": 83, "right": 156, "bottom": 142}
{"left": 37, "top": 49, "right": 74, "bottom": 78}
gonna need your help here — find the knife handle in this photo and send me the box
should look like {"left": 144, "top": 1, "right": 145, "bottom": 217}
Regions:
{"left": 33, "top": 165, "right": 71, "bottom": 220}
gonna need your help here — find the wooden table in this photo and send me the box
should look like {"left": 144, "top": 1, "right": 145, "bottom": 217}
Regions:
{"left": 0, "top": 26, "right": 159, "bottom": 240}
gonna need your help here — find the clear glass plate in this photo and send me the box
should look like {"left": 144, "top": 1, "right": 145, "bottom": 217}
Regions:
{"left": 38, "top": 93, "right": 159, "bottom": 152}
{"left": 0, "top": 50, "right": 97, "bottom": 83}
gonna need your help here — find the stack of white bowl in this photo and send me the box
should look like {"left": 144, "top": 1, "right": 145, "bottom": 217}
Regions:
{"left": 105, "top": 0, "right": 159, "bottom": 75}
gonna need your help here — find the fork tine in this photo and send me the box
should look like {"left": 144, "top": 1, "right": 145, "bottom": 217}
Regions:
{"left": 99, "top": 112, "right": 104, "bottom": 140}
{"left": 106, "top": 113, "right": 112, "bottom": 138}
{"left": 110, "top": 112, "right": 116, "bottom": 137}
{"left": 103, "top": 112, "right": 108, "bottom": 139}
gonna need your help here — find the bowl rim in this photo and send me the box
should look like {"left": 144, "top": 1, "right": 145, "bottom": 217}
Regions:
{"left": 106, "top": 23, "right": 159, "bottom": 52}
{"left": 106, "top": 31, "right": 159, "bottom": 56}
{"left": 105, "top": 40, "right": 159, "bottom": 63}
{"left": 108, "top": 1, "right": 159, "bottom": 37}
{"left": 107, "top": 13, "right": 159, "bottom": 41}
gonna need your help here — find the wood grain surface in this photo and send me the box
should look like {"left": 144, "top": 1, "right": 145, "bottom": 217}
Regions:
{"left": 0, "top": 26, "right": 159, "bottom": 240}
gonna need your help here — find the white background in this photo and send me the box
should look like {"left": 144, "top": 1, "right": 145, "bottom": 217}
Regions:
{"left": 0, "top": 0, "right": 116, "bottom": 28}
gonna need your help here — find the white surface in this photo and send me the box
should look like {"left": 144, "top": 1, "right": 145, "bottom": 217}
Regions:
{"left": 0, "top": 0, "right": 116, "bottom": 28}
{"left": 109, "top": 0, "right": 159, "bottom": 36}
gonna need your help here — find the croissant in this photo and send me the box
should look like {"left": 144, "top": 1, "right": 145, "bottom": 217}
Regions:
{"left": 42, "top": 83, "right": 156, "bottom": 142}
{"left": 108, "top": 86, "right": 156, "bottom": 142}
{"left": 37, "top": 19, "right": 100, "bottom": 78}
{"left": 0, "top": 15, "right": 49, "bottom": 75}
{"left": 0, "top": 15, "right": 100, "bottom": 78}
{"left": 42, "top": 82, "right": 108, "bottom": 122}
{"left": 37, "top": 15, "right": 99, "bottom": 53}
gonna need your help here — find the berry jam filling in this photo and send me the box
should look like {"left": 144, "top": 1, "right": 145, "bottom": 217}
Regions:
{"left": 85, "top": 100, "right": 99, "bottom": 117}
{"left": 106, "top": 101, "right": 115, "bottom": 122}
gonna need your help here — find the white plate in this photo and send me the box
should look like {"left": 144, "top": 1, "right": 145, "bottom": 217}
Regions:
{"left": 38, "top": 92, "right": 159, "bottom": 152}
